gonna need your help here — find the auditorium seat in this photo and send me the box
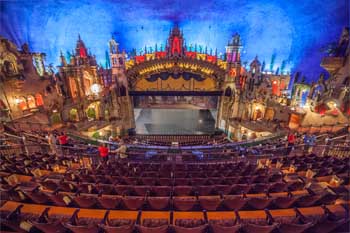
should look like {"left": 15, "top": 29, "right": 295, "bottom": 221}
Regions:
{"left": 207, "top": 211, "right": 241, "bottom": 233}
{"left": 73, "top": 194, "right": 98, "bottom": 209}
{"left": 174, "top": 185, "right": 193, "bottom": 196}
{"left": 99, "top": 210, "right": 135, "bottom": 233}
{"left": 29, "top": 207, "right": 70, "bottom": 233}
{"left": 97, "top": 196, "right": 121, "bottom": 209}
{"left": 173, "top": 211, "right": 207, "bottom": 233}
{"left": 147, "top": 197, "right": 170, "bottom": 210}
{"left": 153, "top": 186, "right": 172, "bottom": 196}
{"left": 198, "top": 196, "right": 221, "bottom": 211}
{"left": 96, "top": 183, "right": 116, "bottom": 195}
{"left": 266, "top": 208, "right": 314, "bottom": 233}
{"left": 137, "top": 211, "right": 170, "bottom": 233}
{"left": 246, "top": 195, "right": 273, "bottom": 210}
{"left": 222, "top": 195, "right": 247, "bottom": 210}
{"left": 215, "top": 185, "right": 232, "bottom": 195}
{"left": 272, "top": 192, "right": 300, "bottom": 209}
{"left": 174, "top": 197, "right": 197, "bottom": 211}
{"left": 121, "top": 196, "right": 145, "bottom": 210}
{"left": 305, "top": 205, "right": 349, "bottom": 233}
{"left": 238, "top": 210, "right": 279, "bottom": 233}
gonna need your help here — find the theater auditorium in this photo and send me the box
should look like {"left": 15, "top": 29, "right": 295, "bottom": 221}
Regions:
{"left": 0, "top": 1, "right": 349, "bottom": 232}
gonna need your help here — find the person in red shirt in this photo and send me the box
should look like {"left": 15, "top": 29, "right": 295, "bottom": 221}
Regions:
{"left": 58, "top": 133, "right": 68, "bottom": 145}
{"left": 286, "top": 132, "right": 296, "bottom": 155}
{"left": 57, "top": 132, "right": 69, "bottom": 156}
{"left": 98, "top": 143, "right": 109, "bottom": 163}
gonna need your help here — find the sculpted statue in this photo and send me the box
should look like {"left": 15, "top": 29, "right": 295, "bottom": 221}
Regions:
{"left": 21, "top": 43, "right": 30, "bottom": 54}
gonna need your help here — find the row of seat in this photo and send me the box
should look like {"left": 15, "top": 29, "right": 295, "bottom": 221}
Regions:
{"left": 43, "top": 171, "right": 287, "bottom": 185}
{"left": 1, "top": 201, "right": 349, "bottom": 233}
{"left": 3, "top": 183, "right": 339, "bottom": 211}
{"left": 38, "top": 179, "right": 305, "bottom": 195}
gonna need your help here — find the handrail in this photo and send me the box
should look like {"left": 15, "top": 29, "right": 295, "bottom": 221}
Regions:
{"left": 3, "top": 132, "right": 23, "bottom": 140}
{"left": 329, "top": 134, "right": 349, "bottom": 141}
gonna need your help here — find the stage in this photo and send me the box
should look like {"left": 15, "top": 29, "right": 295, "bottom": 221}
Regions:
{"left": 134, "top": 109, "right": 216, "bottom": 135}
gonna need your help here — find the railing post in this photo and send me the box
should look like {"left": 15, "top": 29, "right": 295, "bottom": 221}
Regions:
{"left": 22, "top": 136, "right": 29, "bottom": 156}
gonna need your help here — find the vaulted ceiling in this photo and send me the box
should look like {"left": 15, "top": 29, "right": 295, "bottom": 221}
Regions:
{"left": 0, "top": 0, "right": 348, "bottom": 81}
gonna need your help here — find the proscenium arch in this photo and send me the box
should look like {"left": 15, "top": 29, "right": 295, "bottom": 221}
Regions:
{"left": 126, "top": 57, "right": 226, "bottom": 91}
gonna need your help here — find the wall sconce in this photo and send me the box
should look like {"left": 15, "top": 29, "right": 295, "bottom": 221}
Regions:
{"left": 14, "top": 98, "right": 21, "bottom": 104}
{"left": 90, "top": 83, "right": 101, "bottom": 95}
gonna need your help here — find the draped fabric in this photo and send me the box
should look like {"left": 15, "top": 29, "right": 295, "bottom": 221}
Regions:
{"left": 146, "top": 72, "right": 205, "bottom": 82}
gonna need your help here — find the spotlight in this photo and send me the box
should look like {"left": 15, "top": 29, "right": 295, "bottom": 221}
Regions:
{"left": 199, "top": 119, "right": 203, "bottom": 123}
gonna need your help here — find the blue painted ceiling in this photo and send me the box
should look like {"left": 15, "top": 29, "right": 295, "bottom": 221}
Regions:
{"left": 0, "top": 0, "right": 349, "bottom": 82}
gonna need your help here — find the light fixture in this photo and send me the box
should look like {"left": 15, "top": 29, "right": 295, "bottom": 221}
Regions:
{"left": 90, "top": 83, "right": 101, "bottom": 95}
{"left": 14, "top": 98, "right": 21, "bottom": 104}
{"left": 273, "top": 80, "right": 277, "bottom": 84}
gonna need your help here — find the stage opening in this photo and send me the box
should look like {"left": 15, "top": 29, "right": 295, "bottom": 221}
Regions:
{"left": 134, "top": 108, "right": 217, "bottom": 135}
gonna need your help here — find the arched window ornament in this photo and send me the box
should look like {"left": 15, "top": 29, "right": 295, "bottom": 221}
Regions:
{"left": 27, "top": 95, "right": 36, "bottom": 108}
{"left": 224, "top": 86, "right": 232, "bottom": 97}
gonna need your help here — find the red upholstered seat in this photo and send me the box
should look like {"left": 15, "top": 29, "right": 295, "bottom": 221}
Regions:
{"left": 268, "top": 182, "right": 287, "bottom": 193}
{"left": 115, "top": 185, "right": 133, "bottom": 195}
{"left": 209, "top": 219, "right": 241, "bottom": 233}
{"left": 73, "top": 195, "right": 97, "bottom": 209}
{"left": 174, "top": 186, "right": 193, "bottom": 196}
{"left": 273, "top": 196, "right": 299, "bottom": 209}
{"left": 147, "top": 197, "right": 170, "bottom": 210}
{"left": 64, "top": 209, "right": 100, "bottom": 233}
{"left": 138, "top": 218, "right": 169, "bottom": 233}
{"left": 196, "top": 186, "right": 213, "bottom": 196}
{"left": 198, "top": 196, "right": 221, "bottom": 211}
{"left": 222, "top": 196, "right": 246, "bottom": 210}
{"left": 215, "top": 185, "right": 232, "bottom": 195}
{"left": 122, "top": 196, "right": 145, "bottom": 210}
{"left": 97, "top": 196, "right": 121, "bottom": 209}
{"left": 173, "top": 197, "right": 197, "bottom": 211}
{"left": 134, "top": 186, "right": 151, "bottom": 196}
{"left": 174, "top": 219, "right": 207, "bottom": 233}
{"left": 153, "top": 186, "right": 172, "bottom": 196}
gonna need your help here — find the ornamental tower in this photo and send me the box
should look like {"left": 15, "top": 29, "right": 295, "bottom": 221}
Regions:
{"left": 166, "top": 25, "right": 185, "bottom": 57}
{"left": 109, "top": 37, "right": 126, "bottom": 84}
{"left": 225, "top": 33, "right": 243, "bottom": 80}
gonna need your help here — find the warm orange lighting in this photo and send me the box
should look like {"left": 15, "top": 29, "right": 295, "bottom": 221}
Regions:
{"left": 14, "top": 98, "right": 21, "bottom": 104}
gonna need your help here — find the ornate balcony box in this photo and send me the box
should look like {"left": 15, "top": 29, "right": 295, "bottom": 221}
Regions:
{"left": 321, "top": 57, "right": 344, "bottom": 73}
